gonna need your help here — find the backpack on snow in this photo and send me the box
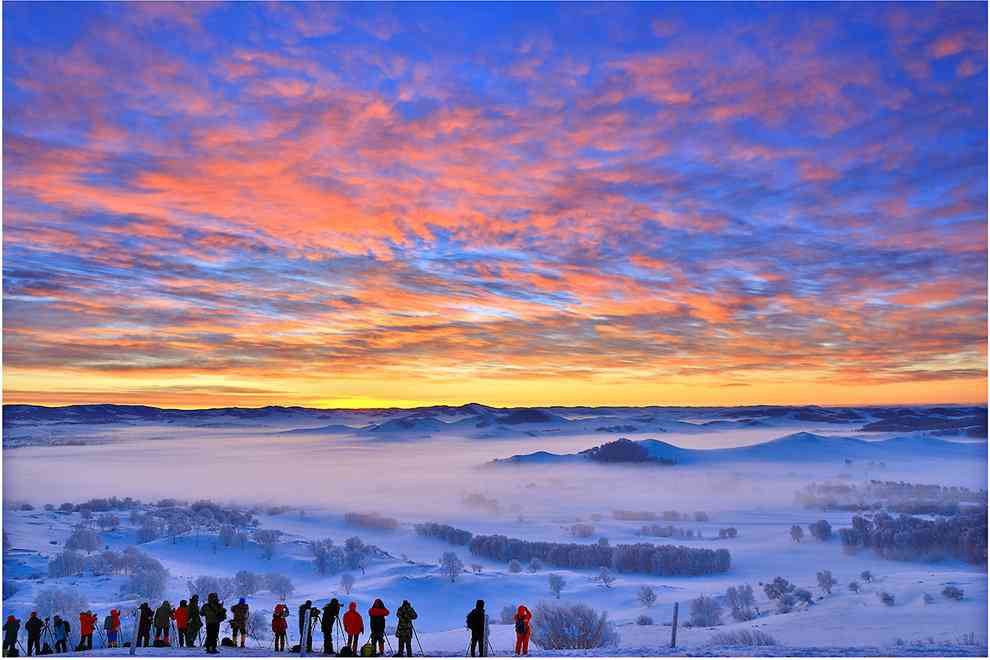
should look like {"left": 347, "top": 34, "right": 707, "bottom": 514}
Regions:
{"left": 220, "top": 637, "right": 236, "bottom": 647}
{"left": 7, "top": 647, "right": 18, "bottom": 657}
{"left": 337, "top": 646, "right": 354, "bottom": 658}
{"left": 291, "top": 644, "right": 301, "bottom": 653}
{"left": 153, "top": 639, "right": 170, "bottom": 648}
{"left": 359, "top": 642, "right": 376, "bottom": 657}
{"left": 515, "top": 618, "right": 527, "bottom": 635}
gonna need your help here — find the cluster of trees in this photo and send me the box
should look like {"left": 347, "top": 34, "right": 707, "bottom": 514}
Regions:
{"left": 613, "top": 510, "right": 657, "bottom": 521}
{"left": 717, "top": 528, "right": 738, "bottom": 539}
{"left": 413, "top": 522, "right": 473, "bottom": 545}
{"left": 34, "top": 587, "right": 89, "bottom": 619}
{"left": 689, "top": 596, "right": 722, "bottom": 627}
{"left": 570, "top": 523, "right": 595, "bottom": 538}
{"left": 187, "top": 572, "right": 294, "bottom": 601}
{"left": 795, "top": 481, "right": 987, "bottom": 515}
{"left": 468, "top": 534, "right": 731, "bottom": 576}
{"left": 64, "top": 497, "right": 142, "bottom": 513}
{"left": 725, "top": 585, "right": 756, "bottom": 621}
{"left": 614, "top": 510, "right": 707, "bottom": 522}
{"left": 121, "top": 551, "right": 169, "bottom": 599}
{"left": 65, "top": 526, "right": 103, "bottom": 553}
{"left": 343, "top": 512, "right": 399, "bottom": 531}
{"left": 310, "top": 537, "right": 382, "bottom": 576}
{"left": 837, "top": 509, "right": 987, "bottom": 563}
{"left": 581, "top": 438, "right": 673, "bottom": 464}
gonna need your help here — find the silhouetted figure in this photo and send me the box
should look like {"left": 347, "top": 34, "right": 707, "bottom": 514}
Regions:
{"left": 322, "top": 599, "right": 341, "bottom": 655}
{"left": 395, "top": 600, "right": 418, "bottom": 657}
{"left": 466, "top": 600, "right": 486, "bottom": 657}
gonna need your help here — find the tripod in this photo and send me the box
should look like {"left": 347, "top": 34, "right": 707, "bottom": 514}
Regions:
{"left": 95, "top": 624, "right": 107, "bottom": 649}
{"left": 40, "top": 620, "right": 57, "bottom": 652}
{"left": 410, "top": 623, "right": 425, "bottom": 657}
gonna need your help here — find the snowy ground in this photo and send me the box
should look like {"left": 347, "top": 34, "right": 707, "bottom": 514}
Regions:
{"left": 3, "top": 412, "right": 987, "bottom": 656}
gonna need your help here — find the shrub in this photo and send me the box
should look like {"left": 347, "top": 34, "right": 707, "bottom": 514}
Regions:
{"left": 689, "top": 595, "right": 722, "bottom": 627}
{"left": 548, "top": 574, "right": 566, "bottom": 599}
{"left": 809, "top": 520, "right": 832, "bottom": 541}
{"left": 794, "top": 589, "right": 813, "bottom": 605}
{"left": 636, "top": 615, "right": 654, "bottom": 626}
{"left": 531, "top": 602, "right": 618, "bottom": 650}
{"left": 848, "top": 581, "right": 860, "bottom": 593}
{"left": 339, "top": 573, "right": 355, "bottom": 594}
{"left": 35, "top": 587, "right": 89, "bottom": 618}
{"left": 776, "top": 594, "right": 796, "bottom": 613}
{"left": 637, "top": 585, "right": 657, "bottom": 607}
{"left": 709, "top": 630, "right": 778, "bottom": 647}
{"left": 942, "top": 585, "right": 964, "bottom": 601}
{"left": 816, "top": 570, "right": 837, "bottom": 595}
{"left": 508, "top": 559, "right": 522, "bottom": 573}
{"left": 878, "top": 592, "right": 894, "bottom": 606}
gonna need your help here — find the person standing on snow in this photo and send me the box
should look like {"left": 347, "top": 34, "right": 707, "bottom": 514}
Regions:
{"left": 394, "top": 600, "right": 418, "bottom": 657}
{"left": 201, "top": 593, "right": 227, "bottom": 654}
{"left": 104, "top": 609, "right": 121, "bottom": 648}
{"left": 79, "top": 610, "right": 98, "bottom": 650}
{"left": 154, "top": 600, "right": 174, "bottom": 645}
{"left": 466, "top": 600, "right": 487, "bottom": 657}
{"left": 321, "top": 599, "right": 341, "bottom": 655}
{"left": 368, "top": 599, "right": 389, "bottom": 656}
{"left": 186, "top": 595, "right": 203, "bottom": 647}
{"left": 51, "top": 615, "right": 68, "bottom": 653}
{"left": 271, "top": 607, "right": 288, "bottom": 652}
{"left": 174, "top": 601, "right": 189, "bottom": 648}
{"left": 3, "top": 615, "right": 21, "bottom": 656}
{"left": 513, "top": 605, "right": 532, "bottom": 656}
{"left": 342, "top": 602, "right": 363, "bottom": 654}
{"left": 137, "top": 602, "right": 154, "bottom": 647}
{"left": 230, "top": 598, "right": 249, "bottom": 648}
{"left": 25, "top": 612, "right": 43, "bottom": 656}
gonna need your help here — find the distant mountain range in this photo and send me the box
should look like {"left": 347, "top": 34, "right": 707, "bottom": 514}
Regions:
{"left": 4, "top": 403, "right": 986, "bottom": 441}
{"left": 490, "top": 432, "right": 988, "bottom": 467}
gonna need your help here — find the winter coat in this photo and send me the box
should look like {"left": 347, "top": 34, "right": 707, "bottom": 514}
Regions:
{"left": 187, "top": 597, "right": 202, "bottom": 631}
{"left": 297, "top": 601, "right": 312, "bottom": 635}
{"left": 368, "top": 603, "right": 389, "bottom": 636}
{"left": 25, "top": 615, "right": 43, "bottom": 637}
{"left": 395, "top": 602, "right": 417, "bottom": 640}
{"left": 80, "top": 612, "right": 98, "bottom": 636}
{"left": 514, "top": 606, "right": 532, "bottom": 636}
{"left": 231, "top": 603, "right": 249, "bottom": 624}
{"left": 174, "top": 606, "right": 189, "bottom": 630}
{"left": 103, "top": 615, "right": 113, "bottom": 632}
{"left": 52, "top": 619, "right": 67, "bottom": 642}
{"left": 272, "top": 614, "right": 287, "bottom": 634}
{"left": 154, "top": 602, "right": 174, "bottom": 628}
{"left": 138, "top": 604, "right": 154, "bottom": 630}
{"left": 466, "top": 602, "right": 486, "bottom": 635}
{"left": 343, "top": 603, "right": 364, "bottom": 635}
{"left": 322, "top": 601, "right": 341, "bottom": 633}
{"left": 109, "top": 610, "right": 121, "bottom": 632}
{"left": 201, "top": 595, "right": 227, "bottom": 626}
{"left": 3, "top": 617, "right": 20, "bottom": 641}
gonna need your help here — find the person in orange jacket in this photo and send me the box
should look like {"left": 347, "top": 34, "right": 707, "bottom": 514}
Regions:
{"left": 342, "top": 602, "right": 364, "bottom": 654}
{"left": 79, "top": 610, "right": 98, "bottom": 650}
{"left": 513, "top": 605, "right": 532, "bottom": 656}
{"left": 272, "top": 607, "right": 288, "bottom": 652}
{"left": 368, "top": 599, "right": 389, "bottom": 655}
{"left": 174, "top": 601, "right": 189, "bottom": 648}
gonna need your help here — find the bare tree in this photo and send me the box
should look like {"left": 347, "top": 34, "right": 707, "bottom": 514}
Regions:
{"left": 637, "top": 586, "right": 657, "bottom": 607}
{"left": 595, "top": 567, "right": 615, "bottom": 589}
{"left": 548, "top": 574, "right": 566, "bottom": 599}
{"left": 439, "top": 552, "right": 464, "bottom": 583}
{"left": 816, "top": 570, "right": 837, "bottom": 595}
{"left": 789, "top": 525, "right": 804, "bottom": 543}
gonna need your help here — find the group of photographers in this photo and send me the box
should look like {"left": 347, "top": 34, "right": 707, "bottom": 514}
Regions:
{"left": 2, "top": 595, "right": 535, "bottom": 657}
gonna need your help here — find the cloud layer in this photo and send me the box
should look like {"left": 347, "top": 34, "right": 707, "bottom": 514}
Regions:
{"left": 3, "top": 2, "right": 987, "bottom": 407}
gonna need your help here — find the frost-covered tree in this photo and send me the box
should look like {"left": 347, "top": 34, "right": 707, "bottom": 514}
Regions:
{"left": 65, "top": 526, "right": 102, "bottom": 554}
{"left": 48, "top": 550, "right": 86, "bottom": 578}
{"left": 942, "top": 586, "right": 964, "bottom": 601}
{"left": 763, "top": 577, "right": 795, "bottom": 601}
{"left": 794, "top": 588, "right": 813, "bottom": 606}
{"left": 235, "top": 570, "right": 263, "bottom": 596}
{"left": 548, "top": 574, "right": 566, "bottom": 599}
{"left": 97, "top": 513, "right": 121, "bottom": 531}
{"left": 595, "top": 567, "right": 615, "bottom": 589}
{"left": 637, "top": 585, "right": 656, "bottom": 608}
{"left": 253, "top": 529, "right": 281, "bottom": 560}
{"left": 848, "top": 581, "right": 860, "bottom": 593}
{"left": 339, "top": 573, "right": 356, "bottom": 595}
{"left": 508, "top": 559, "right": 522, "bottom": 573}
{"left": 789, "top": 525, "right": 804, "bottom": 543}
{"left": 816, "top": 570, "right": 837, "bottom": 595}
{"left": 136, "top": 518, "right": 162, "bottom": 544}
{"left": 860, "top": 570, "right": 873, "bottom": 583}
{"left": 531, "top": 602, "right": 618, "bottom": 650}
{"left": 725, "top": 585, "right": 756, "bottom": 621}
{"left": 689, "top": 595, "right": 722, "bottom": 627}
{"left": 264, "top": 573, "right": 294, "bottom": 600}
{"left": 776, "top": 594, "right": 796, "bottom": 613}
{"left": 439, "top": 552, "right": 464, "bottom": 583}
{"left": 219, "top": 524, "right": 237, "bottom": 547}
{"left": 121, "top": 552, "right": 168, "bottom": 599}
{"left": 527, "top": 558, "right": 543, "bottom": 573}
{"left": 35, "top": 587, "right": 88, "bottom": 618}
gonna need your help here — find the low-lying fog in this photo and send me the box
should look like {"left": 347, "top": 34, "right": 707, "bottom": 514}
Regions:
{"left": 3, "top": 424, "right": 986, "bottom": 519}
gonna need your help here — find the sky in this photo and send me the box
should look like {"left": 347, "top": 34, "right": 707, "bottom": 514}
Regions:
{"left": 2, "top": 1, "right": 987, "bottom": 409}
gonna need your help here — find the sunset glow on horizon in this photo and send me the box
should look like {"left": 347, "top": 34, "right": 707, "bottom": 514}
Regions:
{"left": 3, "top": 2, "right": 987, "bottom": 409}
